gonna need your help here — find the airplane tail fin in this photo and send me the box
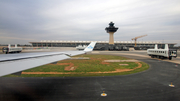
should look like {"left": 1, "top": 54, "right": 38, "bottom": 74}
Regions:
{"left": 83, "top": 42, "right": 96, "bottom": 52}
{"left": 8, "top": 44, "right": 11, "bottom": 48}
{"left": 165, "top": 44, "right": 169, "bottom": 50}
{"left": 154, "top": 44, "right": 158, "bottom": 49}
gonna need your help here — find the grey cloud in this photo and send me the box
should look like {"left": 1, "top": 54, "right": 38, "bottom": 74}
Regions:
{"left": 0, "top": 0, "right": 180, "bottom": 45}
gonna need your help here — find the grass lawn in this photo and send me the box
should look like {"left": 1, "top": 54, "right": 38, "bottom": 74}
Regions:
{"left": 4, "top": 54, "right": 149, "bottom": 77}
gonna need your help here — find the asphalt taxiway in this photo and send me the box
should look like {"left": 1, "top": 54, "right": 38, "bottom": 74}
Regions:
{"left": 1, "top": 51, "right": 180, "bottom": 101}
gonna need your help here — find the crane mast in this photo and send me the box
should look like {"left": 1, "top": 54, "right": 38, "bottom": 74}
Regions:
{"left": 132, "top": 34, "right": 147, "bottom": 47}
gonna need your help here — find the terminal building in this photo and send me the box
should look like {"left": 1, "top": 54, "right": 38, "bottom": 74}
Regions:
{"left": 29, "top": 40, "right": 176, "bottom": 50}
{"left": 30, "top": 40, "right": 163, "bottom": 47}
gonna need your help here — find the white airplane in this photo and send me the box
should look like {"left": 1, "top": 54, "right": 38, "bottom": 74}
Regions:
{"left": 147, "top": 44, "right": 177, "bottom": 60}
{"left": 0, "top": 42, "right": 96, "bottom": 77}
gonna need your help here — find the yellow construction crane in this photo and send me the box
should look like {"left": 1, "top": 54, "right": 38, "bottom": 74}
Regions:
{"left": 132, "top": 34, "right": 147, "bottom": 47}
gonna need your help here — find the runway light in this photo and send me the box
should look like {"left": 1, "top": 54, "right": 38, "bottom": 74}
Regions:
{"left": 101, "top": 91, "right": 107, "bottom": 97}
{"left": 175, "top": 64, "right": 178, "bottom": 67}
{"left": 169, "top": 82, "right": 175, "bottom": 87}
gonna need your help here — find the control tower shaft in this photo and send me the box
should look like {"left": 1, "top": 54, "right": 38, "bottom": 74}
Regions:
{"left": 105, "top": 22, "right": 118, "bottom": 45}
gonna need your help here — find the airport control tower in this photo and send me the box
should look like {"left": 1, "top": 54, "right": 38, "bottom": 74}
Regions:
{"left": 105, "top": 22, "right": 118, "bottom": 45}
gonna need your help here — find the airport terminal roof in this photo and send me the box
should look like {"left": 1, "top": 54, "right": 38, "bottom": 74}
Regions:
{"left": 30, "top": 40, "right": 165, "bottom": 44}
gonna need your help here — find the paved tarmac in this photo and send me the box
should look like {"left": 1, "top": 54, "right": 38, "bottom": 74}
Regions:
{"left": 1, "top": 51, "right": 180, "bottom": 101}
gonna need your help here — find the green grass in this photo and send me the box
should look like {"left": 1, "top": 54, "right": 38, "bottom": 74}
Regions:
{"left": 4, "top": 54, "right": 149, "bottom": 77}
{"left": 24, "top": 64, "right": 67, "bottom": 72}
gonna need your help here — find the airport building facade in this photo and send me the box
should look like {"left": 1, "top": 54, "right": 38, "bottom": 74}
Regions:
{"left": 30, "top": 40, "right": 176, "bottom": 48}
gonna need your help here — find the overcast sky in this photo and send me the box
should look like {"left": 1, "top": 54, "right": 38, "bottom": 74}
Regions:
{"left": 0, "top": 0, "right": 180, "bottom": 45}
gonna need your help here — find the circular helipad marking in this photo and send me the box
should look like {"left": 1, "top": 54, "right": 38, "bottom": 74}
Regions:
{"left": 70, "top": 67, "right": 74, "bottom": 70}
{"left": 119, "top": 64, "right": 129, "bottom": 66}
